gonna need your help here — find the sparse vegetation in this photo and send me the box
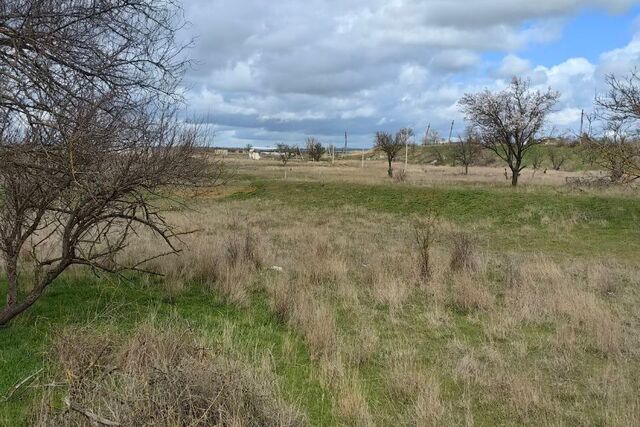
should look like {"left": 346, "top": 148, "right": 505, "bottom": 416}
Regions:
{"left": 549, "top": 146, "right": 569, "bottom": 171}
{"left": 38, "top": 321, "right": 305, "bottom": 426}
{"left": 2, "top": 3, "right": 640, "bottom": 426}
{"left": 375, "top": 129, "right": 413, "bottom": 177}
{"left": 277, "top": 144, "right": 298, "bottom": 166}
{"left": 2, "top": 165, "right": 639, "bottom": 425}
{"left": 306, "top": 137, "right": 325, "bottom": 162}
{"left": 454, "top": 129, "right": 482, "bottom": 174}
{"left": 413, "top": 215, "right": 438, "bottom": 281}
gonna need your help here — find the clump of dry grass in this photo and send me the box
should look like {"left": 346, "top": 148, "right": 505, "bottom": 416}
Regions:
{"left": 167, "top": 230, "right": 263, "bottom": 305}
{"left": 370, "top": 270, "right": 411, "bottom": 310}
{"left": 345, "top": 325, "right": 379, "bottom": 368}
{"left": 337, "top": 375, "right": 374, "bottom": 426}
{"left": 449, "top": 273, "right": 494, "bottom": 312}
{"left": 38, "top": 321, "right": 305, "bottom": 426}
{"left": 411, "top": 376, "right": 445, "bottom": 426}
{"left": 266, "top": 274, "right": 338, "bottom": 361}
{"left": 586, "top": 263, "right": 618, "bottom": 296}
{"left": 294, "top": 237, "right": 348, "bottom": 288}
{"left": 449, "top": 232, "right": 480, "bottom": 273}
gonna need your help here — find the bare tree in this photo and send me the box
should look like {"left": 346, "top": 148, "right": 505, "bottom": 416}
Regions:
{"left": 375, "top": 131, "right": 402, "bottom": 177}
{"left": 413, "top": 215, "right": 437, "bottom": 281}
{"left": 588, "top": 119, "right": 640, "bottom": 183}
{"left": 530, "top": 150, "right": 544, "bottom": 177}
{"left": 548, "top": 146, "right": 568, "bottom": 171}
{"left": 459, "top": 77, "right": 560, "bottom": 186}
{"left": 421, "top": 129, "right": 440, "bottom": 146}
{"left": 592, "top": 72, "right": 640, "bottom": 182}
{"left": 0, "top": 1, "right": 220, "bottom": 326}
{"left": 306, "top": 137, "right": 325, "bottom": 162}
{"left": 276, "top": 143, "right": 296, "bottom": 166}
{"left": 432, "top": 146, "right": 446, "bottom": 165}
{"left": 396, "top": 128, "right": 415, "bottom": 146}
{"left": 597, "top": 71, "right": 640, "bottom": 121}
{"left": 454, "top": 129, "right": 481, "bottom": 175}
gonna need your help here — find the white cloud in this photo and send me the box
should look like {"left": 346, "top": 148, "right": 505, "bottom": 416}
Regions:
{"left": 498, "top": 55, "right": 532, "bottom": 77}
{"left": 181, "top": 0, "right": 640, "bottom": 146}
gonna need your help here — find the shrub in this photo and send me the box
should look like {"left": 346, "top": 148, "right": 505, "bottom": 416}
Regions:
{"left": 394, "top": 168, "right": 408, "bottom": 183}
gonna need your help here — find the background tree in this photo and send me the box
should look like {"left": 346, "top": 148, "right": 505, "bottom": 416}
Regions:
{"left": 589, "top": 119, "right": 639, "bottom": 183}
{"left": 548, "top": 146, "right": 568, "bottom": 171}
{"left": 459, "top": 77, "right": 560, "bottom": 186}
{"left": 276, "top": 143, "right": 296, "bottom": 166}
{"left": 396, "top": 127, "right": 414, "bottom": 170}
{"left": 592, "top": 72, "right": 640, "bottom": 182}
{"left": 530, "top": 150, "right": 544, "bottom": 177}
{"left": 454, "top": 130, "right": 481, "bottom": 175}
{"left": 375, "top": 131, "right": 403, "bottom": 177}
{"left": 422, "top": 129, "right": 440, "bottom": 145}
{"left": 306, "top": 137, "right": 325, "bottom": 162}
{"left": 0, "top": 0, "right": 220, "bottom": 326}
{"left": 396, "top": 128, "right": 415, "bottom": 146}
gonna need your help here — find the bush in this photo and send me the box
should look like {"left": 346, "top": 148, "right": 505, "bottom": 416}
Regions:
{"left": 393, "top": 169, "right": 407, "bottom": 183}
{"left": 306, "top": 137, "right": 325, "bottom": 162}
{"left": 413, "top": 216, "right": 437, "bottom": 281}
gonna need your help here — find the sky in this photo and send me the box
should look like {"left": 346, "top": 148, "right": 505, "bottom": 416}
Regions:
{"left": 180, "top": 0, "right": 640, "bottom": 148}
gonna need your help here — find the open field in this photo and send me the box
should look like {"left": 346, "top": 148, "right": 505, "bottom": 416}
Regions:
{"left": 227, "top": 157, "right": 605, "bottom": 187}
{"left": 2, "top": 159, "right": 640, "bottom": 426}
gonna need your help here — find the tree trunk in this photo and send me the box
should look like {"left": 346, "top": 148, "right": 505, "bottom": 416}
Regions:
{"left": 0, "top": 289, "right": 44, "bottom": 326}
{"left": 0, "top": 260, "right": 69, "bottom": 327}
{"left": 4, "top": 255, "right": 18, "bottom": 309}
{"left": 464, "top": 164, "right": 469, "bottom": 175}
{"left": 387, "top": 158, "right": 393, "bottom": 177}
{"left": 510, "top": 165, "right": 520, "bottom": 186}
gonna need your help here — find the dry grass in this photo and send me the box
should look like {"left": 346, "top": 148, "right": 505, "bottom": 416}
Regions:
{"left": 42, "top": 184, "right": 639, "bottom": 426}
{"left": 122, "top": 202, "right": 638, "bottom": 425}
{"left": 37, "top": 320, "right": 305, "bottom": 426}
{"left": 337, "top": 375, "right": 373, "bottom": 426}
{"left": 448, "top": 273, "right": 495, "bottom": 313}
{"left": 226, "top": 157, "right": 599, "bottom": 187}
{"left": 449, "top": 232, "right": 480, "bottom": 273}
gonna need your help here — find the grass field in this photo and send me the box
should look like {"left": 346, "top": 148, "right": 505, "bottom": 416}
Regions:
{"left": 2, "top": 158, "right": 639, "bottom": 425}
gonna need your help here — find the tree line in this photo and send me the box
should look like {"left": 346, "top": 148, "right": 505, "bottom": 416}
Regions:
{"left": 374, "top": 76, "right": 640, "bottom": 186}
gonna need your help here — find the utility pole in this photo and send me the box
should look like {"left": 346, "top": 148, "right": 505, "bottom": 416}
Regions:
{"left": 579, "top": 109, "right": 584, "bottom": 137}
{"left": 344, "top": 131, "right": 348, "bottom": 156}
{"left": 361, "top": 146, "right": 365, "bottom": 168}
{"left": 424, "top": 123, "right": 431, "bottom": 145}
{"left": 404, "top": 138, "right": 409, "bottom": 171}
{"left": 448, "top": 120, "right": 454, "bottom": 144}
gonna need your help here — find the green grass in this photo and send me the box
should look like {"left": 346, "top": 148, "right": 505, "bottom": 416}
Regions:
{"left": 232, "top": 179, "right": 640, "bottom": 260}
{"left": 0, "top": 276, "right": 335, "bottom": 426}
{"left": 2, "top": 176, "right": 639, "bottom": 425}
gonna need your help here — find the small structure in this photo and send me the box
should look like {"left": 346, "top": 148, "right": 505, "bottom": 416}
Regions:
{"left": 249, "top": 149, "right": 261, "bottom": 161}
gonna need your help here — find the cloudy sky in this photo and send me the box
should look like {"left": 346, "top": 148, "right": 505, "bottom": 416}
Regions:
{"left": 181, "top": 0, "right": 640, "bottom": 148}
